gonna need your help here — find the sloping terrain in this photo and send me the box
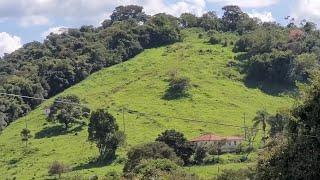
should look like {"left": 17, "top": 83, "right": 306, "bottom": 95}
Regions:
{"left": 0, "top": 29, "right": 293, "bottom": 179}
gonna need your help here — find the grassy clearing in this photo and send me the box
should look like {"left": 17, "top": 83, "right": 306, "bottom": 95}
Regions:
{"left": 0, "top": 28, "right": 293, "bottom": 179}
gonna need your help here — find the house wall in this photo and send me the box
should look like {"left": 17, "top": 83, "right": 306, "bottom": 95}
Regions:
{"left": 193, "top": 139, "right": 243, "bottom": 153}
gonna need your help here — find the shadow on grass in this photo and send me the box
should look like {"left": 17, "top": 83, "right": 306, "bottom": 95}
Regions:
{"left": 34, "top": 124, "right": 84, "bottom": 139}
{"left": 72, "top": 158, "right": 115, "bottom": 171}
{"left": 244, "top": 78, "right": 297, "bottom": 96}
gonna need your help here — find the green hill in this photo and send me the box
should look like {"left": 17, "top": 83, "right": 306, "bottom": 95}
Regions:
{"left": 0, "top": 29, "right": 293, "bottom": 179}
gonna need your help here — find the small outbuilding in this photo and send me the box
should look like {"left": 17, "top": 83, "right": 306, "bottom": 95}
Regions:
{"left": 190, "top": 133, "right": 244, "bottom": 153}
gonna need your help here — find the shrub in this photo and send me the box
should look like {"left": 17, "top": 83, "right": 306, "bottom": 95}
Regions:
{"left": 164, "top": 76, "right": 191, "bottom": 100}
{"left": 48, "top": 161, "right": 70, "bottom": 178}
{"left": 209, "top": 36, "right": 221, "bottom": 44}
{"left": 123, "top": 142, "right": 183, "bottom": 174}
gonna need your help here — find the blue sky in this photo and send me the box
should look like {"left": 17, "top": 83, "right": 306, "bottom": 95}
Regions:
{"left": 1, "top": 0, "right": 320, "bottom": 56}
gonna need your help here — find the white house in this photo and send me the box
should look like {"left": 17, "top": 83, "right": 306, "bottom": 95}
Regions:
{"left": 190, "top": 133, "right": 244, "bottom": 153}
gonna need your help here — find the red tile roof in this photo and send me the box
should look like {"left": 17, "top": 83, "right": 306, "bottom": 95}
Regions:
{"left": 190, "top": 133, "right": 243, "bottom": 142}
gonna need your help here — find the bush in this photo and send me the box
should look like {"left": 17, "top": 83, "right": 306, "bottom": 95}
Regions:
{"left": 209, "top": 36, "right": 221, "bottom": 44}
{"left": 48, "top": 161, "right": 70, "bottom": 178}
{"left": 164, "top": 76, "right": 191, "bottom": 100}
{"left": 130, "top": 159, "right": 198, "bottom": 180}
{"left": 123, "top": 142, "right": 183, "bottom": 174}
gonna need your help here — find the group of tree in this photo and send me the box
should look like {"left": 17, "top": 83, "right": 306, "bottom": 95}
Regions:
{"left": 233, "top": 20, "right": 320, "bottom": 89}
{"left": 0, "top": 5, "right": 181, "bottom": 132}
{"left": 255, "top": 73, "right": 320, "bottom": 179}
{"left": 123, "top": 129, "right": 199, "bottom": 179}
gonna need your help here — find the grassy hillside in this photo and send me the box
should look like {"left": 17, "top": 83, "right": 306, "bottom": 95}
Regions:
{"left": 0, "top": 28, "right": 293, "bottom": 179}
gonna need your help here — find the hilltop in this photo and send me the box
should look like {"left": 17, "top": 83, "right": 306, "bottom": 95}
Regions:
{"left": 0, "top": 29, "right": 293, "bottom": 179}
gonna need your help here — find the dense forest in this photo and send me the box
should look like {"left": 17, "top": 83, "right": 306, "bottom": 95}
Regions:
{"left": 2, "top": 5, "right": 320, "bottom": 134}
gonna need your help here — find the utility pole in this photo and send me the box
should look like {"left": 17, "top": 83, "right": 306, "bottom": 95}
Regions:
{"left": 243, "top": 113, "right": 246, "bottom": 140}
{"left": 122, "top": 107, "right": 126, "bottom": 134}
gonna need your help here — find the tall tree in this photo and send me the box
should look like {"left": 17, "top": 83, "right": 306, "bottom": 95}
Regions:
{"left": 20, "top": 128, "right": 31, "bottom": 147}
{"left": 88, "top": 109, "right": 124, "bottom": 161}
{"left": 253, "top": 109, "right": 270, "bottom": 146}
{"left": 179, "top": 13, "right": 198, "bottom": 28}
{"left": 110, "top": 5, "right": 148, "bottom": 23}
{"left": 222, "top": 5, "right": 244, "bottom": 32}
{"left": 156, "top": 129, "right": 194, "bottom": 164}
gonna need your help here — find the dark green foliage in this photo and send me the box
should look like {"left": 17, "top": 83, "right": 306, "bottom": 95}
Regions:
{"left": 20, "top": 128, "right": 32, "bottom": 147}
{"left": 267, "top": 111, "right": 290, "bottom": 138}
{"left": 222, "top": 5, "right": 256, "bottom": 34}
{"left": 0, "top": 5, "right": 182, "bottom": 132}
{"left": 180, "top": 13, "right": 198, "bottom": 28}
{"left": 234, "top": 23, "right": 320, "bottom": 89}
{"left": 137, "top": 13, "right": 181, "bottom": 48}
{"left": 246, "top": 50, "right": 295, "bottom": 85}
{"left": 156, "top": 129, "right": 194, "bottom": 164}
{"left": 110, "top": 5, "right": 148, "bottom": 23}
{"left": 198, "top": 11, "right": 221, "bottom": 31}
{"left": 47, "top": 95, "right": 87, "bottom": 129}
{"left": 253, "top": 109, "right": 270, "bottom": 145}
{"left": 164, "top": 76, "right": 190, "bottom": 100}
{"left": 256, "top": 76, "right": 320, "bottom": 179}
{"left": 209, "top": 36, "right": 221, "bottom": 45}
{"left": 194, "top": 146, "right": 206, "bottom": 164}
{"left": 88, "top": 109, "right": 123, "bottom": 162}
{"left": 123, "top": 142, "right": 183, "bottom": 174}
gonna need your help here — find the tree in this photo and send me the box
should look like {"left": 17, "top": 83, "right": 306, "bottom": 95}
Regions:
{"left": 110, "top": 5, "right": 148, "bottom": 23}
{"left": 156, "top": 130, "right": 194, "bottom": 164}
{"left": 47, "top": 95, "right": 87, "bottom": 129}
{"left": 267, "top": 111, "right": 290, "bottom": 138}
{"left": 20, "top": 128, "right": 32, "bottom": 147}
{"left": 253, "top": 109, "right": 270, "bottom": 146}
{"left": 257, "top": 75, "right": 320, "bottom": 179}
{"left": 194, "top": 146, "right": 206, "bottom": 164}
{"left": 88, "top": 109, "right": 124, "bottom": 161}
{"left": 198, "top": 11, "right": 221, "bottom": 31}
{"left": 222, "top": 5, "right": 244, "bottom": 32}
{"left": 180, "top": 13, "right": 198, "bottom": 28}
{"left": 48, "top": 161, "right": 70, "bottom": 179}
{"left": 123, "top": 142, "right": 183, "bottom": 174}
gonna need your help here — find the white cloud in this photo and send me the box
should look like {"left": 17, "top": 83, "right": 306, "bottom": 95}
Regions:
{"left": 292, "top": 0, "right": 320, "bottom": 25}
{"left": 0, "top": 32, "right": 22, "bottom": 57}
{"left": 120, "top": 0, "right": 206, "bottom": 16}
{"left": 41, "top": 26, "right": 68, "bottom": 39}
{"left": 19, "top": 15, "right": 50, "bottom": 27}
{"left": 0, "top": 0, "right": 208, "bottom": 26}
{"left": 206, "top": 0, "right": 279, "bottom": 8}
{"left": 248, "top": 11, "right": 275, "bottom": 22}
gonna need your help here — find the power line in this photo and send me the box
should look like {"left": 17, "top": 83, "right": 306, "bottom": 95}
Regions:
{"left": 121, "top": 107, "right": 320, "bottom": 139}
{"left": 0, "top": 92, "right": 88, "bottom": 107}
{"left": 1, "top": 92, "right": 320, "bottom": 139}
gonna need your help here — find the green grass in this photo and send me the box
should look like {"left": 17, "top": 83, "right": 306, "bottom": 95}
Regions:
{"left": 0, "top": 28, "right": 293, "bottom": 179}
